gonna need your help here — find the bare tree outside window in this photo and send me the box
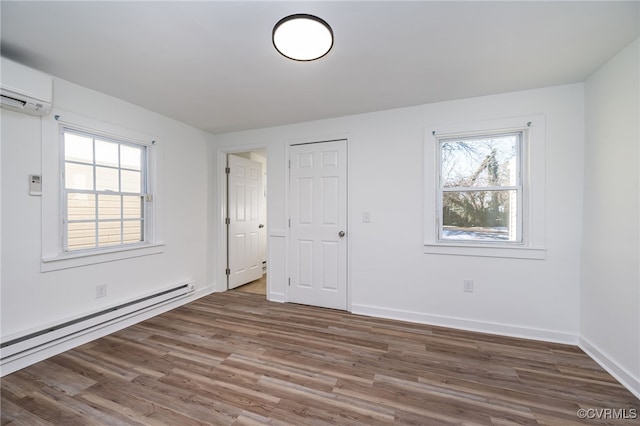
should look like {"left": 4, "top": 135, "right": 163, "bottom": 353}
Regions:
{"left": 439, "top": 132, "right": 522, "bottom": 242}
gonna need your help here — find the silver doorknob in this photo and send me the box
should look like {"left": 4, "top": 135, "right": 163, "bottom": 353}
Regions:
{"left": 338, "top": 231, "right": 345, "bottom": 238}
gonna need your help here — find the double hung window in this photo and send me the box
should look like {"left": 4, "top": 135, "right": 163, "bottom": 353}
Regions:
{"left": 438, "top": 131, "right": 523, "bottom": 243}
{"left": 62, "top": 127, "right": 147, "bottom": 252}
{"left": 425, "top": 116, "right": 546, "bottom": 259}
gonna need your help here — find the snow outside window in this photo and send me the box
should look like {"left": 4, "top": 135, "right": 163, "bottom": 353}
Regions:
{"left": 438, "top": 131, "right": 523, "bottom": 244}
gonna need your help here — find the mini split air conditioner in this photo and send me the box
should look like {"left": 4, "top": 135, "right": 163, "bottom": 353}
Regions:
{"left": 1, "top": 57, "right": 52, "bottom": 116}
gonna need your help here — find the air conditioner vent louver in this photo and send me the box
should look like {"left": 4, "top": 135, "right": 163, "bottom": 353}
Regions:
{"left": 1, "top": 93, "right": 27, "bottom": 108}
{"left": 1, "top": 57, "right": 53, "bottom": 116}
{"left": 0, "top": 90, "right": 51, "bottom": 115}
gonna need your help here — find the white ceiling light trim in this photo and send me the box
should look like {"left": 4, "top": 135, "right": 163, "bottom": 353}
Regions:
{"left": 272, "top": 14, "right": 333, "bottom": 61}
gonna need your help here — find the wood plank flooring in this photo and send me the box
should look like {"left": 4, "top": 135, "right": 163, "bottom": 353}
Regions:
{"left": 234, "top": 275, "right": 266, "bottom": 295}
{"left": 2, "top": 291, "right": 639, "bottom": 425}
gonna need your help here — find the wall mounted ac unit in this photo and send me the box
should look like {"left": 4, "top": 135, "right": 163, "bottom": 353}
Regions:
{"left": 1, "top": 57, "right": 52, "bottom": 116}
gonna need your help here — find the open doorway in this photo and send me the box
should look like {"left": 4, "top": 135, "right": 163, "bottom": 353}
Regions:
{"left": 226, "top": 150, "right": 267, "bottom": 296}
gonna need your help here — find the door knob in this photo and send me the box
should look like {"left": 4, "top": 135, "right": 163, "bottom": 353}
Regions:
{"left": 259, "top": 224, "right": 264, "bottom": 228}
{"left": 338, "top": 231, "right": 345, "bottom": 238}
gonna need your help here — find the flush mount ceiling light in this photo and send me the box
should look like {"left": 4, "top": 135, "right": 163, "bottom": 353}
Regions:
{"left": 272, "top": 14, "right": 333, "bottom": 61}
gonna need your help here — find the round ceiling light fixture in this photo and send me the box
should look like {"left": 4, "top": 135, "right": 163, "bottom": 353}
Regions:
{"left": 272, "top": 14, "right": 333, "bottom": 61}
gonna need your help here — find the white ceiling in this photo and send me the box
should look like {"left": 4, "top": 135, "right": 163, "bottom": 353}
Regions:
{"left": 1, "top": 1, "right": 638, "bottom": 134}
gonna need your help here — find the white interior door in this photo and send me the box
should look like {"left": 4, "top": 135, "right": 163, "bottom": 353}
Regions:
{"left": 228, "top": 154, "right": 263, "bottom": 289}
{"left": 289, "top": 140, "right": 347, "bottom": 310}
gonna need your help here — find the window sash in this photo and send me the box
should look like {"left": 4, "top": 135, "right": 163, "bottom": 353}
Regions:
{"left": 61, "top": 127, "right": 148, "bottom": 252}
{"left": 436, "top": 130, "right": 525, "bottom": 244}
{"left": 438, "top": 188, "right": 523, "bottom": 243}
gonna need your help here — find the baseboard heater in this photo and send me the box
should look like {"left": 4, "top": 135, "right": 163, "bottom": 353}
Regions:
{"left": 0, "top": 282, "right": 194, "bottom": 363}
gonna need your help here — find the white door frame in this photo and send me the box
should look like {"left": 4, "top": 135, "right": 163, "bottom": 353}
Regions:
{"left": 216, "top": 145, "right": 268, "bottom": 294}
{"left": 215, "top": 136, "right": 352, "bottom": 312}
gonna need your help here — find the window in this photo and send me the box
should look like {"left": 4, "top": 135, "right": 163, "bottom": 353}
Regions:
{"left": 41, "top": 111, "right": 163, "bottom": 271}
{"left": 62, "top": 127, "right": 147, "bottom": 252}
{"left": 424, "top": 116, "right": 546, "bottom": 260}
{"left": 438, "top": 131, "right": 523, "bottom": 243}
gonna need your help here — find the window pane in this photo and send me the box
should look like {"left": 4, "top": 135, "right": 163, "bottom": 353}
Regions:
{"left": 95, "top": 140, "right": 119, "bottom": 167}
{"left": 68, "top": 222, "right": 96, "bottom": 250}
{"left": 123, "top": 195, "right": 142, "bottom": 218}
{"left": 123, "top": 220, "right": 142, "bottom": 244}
{"left": 65, "top": 162, "right": 94, "bottom": 190}
{"left": 121, "top": 145, "right": 142, "bottom": 170}
{"left": 121, "top": 170, "right": 141, "bottom": 193}
{"left": 98, "top": 221, "right": 121, "bottom": 246}
{"left": 63, "top": 127, "right": 148, "bottom": 252}
{"left": 98, "top": 194, "right": 121, "bottom": 219}
{"left": 441, "top": 134, "right": 519, "bottom": 188}
{"left": 442, "top": 190, "right": 519, "bottom": 242}
{"left": 96, "top": 166, "right": 119, "bottom": 191}
{"left": 64, "top": 132, "right": 93, "bottom": 164}
{"left": 67, "top": 193, "right": 95, "bottom": 220}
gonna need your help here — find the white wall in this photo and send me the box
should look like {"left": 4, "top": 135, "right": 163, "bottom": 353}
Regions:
{"left": 1, "top": 76, "right": 211, "bottom": 340}
{"left": 214, "top": 83, "right": 585, "bottom": 343}
{"left": 581, "top": 39, "right": 640, "bottom": 397}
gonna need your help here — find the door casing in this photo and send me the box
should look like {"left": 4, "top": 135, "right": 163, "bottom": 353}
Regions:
{"left": 216, "top": 137, "right": 351, "bottom": 311}
{"left": 217, "top": 146, "right": 268, "bottom": 295}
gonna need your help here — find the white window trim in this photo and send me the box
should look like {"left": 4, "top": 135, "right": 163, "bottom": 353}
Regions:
{"left": 424, "top": 115, "right": 546, "bottom": 260}
{"left": 41, "top": 109, "right": 165, "bottom": 271}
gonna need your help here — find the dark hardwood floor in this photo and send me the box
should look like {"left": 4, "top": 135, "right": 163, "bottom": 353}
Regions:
{"left": 2, "top": 291, "right": 639, "bottom": 425}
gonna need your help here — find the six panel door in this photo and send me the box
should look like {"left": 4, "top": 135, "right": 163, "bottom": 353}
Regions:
{"left": 289, "top": 140, "right": 347, "bottom": 310}
{"left": 228, "top": 154, "right": 263, "bottom": 289}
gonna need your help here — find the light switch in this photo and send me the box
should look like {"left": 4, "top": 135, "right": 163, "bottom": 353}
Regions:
{"left": 29, "top": 174, "right": 42, "bottom": 196}
{"left": 362, "top": 211, "right": 371, "bottom": 223}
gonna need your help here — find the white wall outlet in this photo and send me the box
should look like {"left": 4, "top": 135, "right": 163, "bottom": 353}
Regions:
{"left": 96, "top": 284, "right": 107, "bottom": 299}
{"left": 464, "top": 279, "right": 474, "bottom": 293}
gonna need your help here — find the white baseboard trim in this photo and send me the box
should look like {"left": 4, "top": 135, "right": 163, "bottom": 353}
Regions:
{"left": 267, "top": 292, "right": 286, "bottom": 303}
{"left": 351, "top": 303, "right": 578, "bottom": 345}
{"left": 579, "top": 336, "right": 640, "bottom": 400}
{"left": 0, "top": 286, "right": 215, "bottom": 377}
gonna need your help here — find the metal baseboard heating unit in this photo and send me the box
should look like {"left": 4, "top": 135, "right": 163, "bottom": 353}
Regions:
{"left": 0, "top": 282, "right": 195, "bottom": 364}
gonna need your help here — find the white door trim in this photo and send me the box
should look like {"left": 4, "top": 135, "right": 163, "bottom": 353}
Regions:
{"left": 215, "top": 145, "right": 269, "bottom": 295}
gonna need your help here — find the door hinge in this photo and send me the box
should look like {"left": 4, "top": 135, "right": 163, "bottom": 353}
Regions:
{"left": 288, "top": 277, "right": 291, "bottom": 286}
{"left": 225, "top": 166, "right": 231, "bottom": 174}
{"left": 225, "top": 268, "right": 230, "bottom": 276}
{"left": 288, "top": 218, "right": 291, "bottom": 228}
{"left": 225, "top": 217, "right": 230, "bottom": 225}
{"left": 288, "top": 160, "right": 291, "bottom": 169}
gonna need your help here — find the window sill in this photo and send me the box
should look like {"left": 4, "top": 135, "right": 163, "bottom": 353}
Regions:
{"left": 41, "top": 243, "right": 165, "bottom": 272}
{"left": 424, "top": 243, "right": 546, "bottom": 260}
